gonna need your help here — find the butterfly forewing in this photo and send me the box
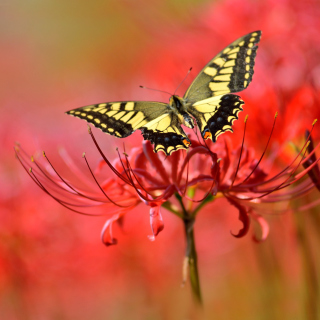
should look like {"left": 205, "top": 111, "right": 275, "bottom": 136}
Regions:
{"left": 67, "top": 101, "right": 168, "bottom": 137}
{"left": 184, "top": 31, "right": 261, "bottom": 103}
{"left": 66, "top": 101, "right": 190, "bottom": 155}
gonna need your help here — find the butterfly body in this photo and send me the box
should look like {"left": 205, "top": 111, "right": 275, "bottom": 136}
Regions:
{"left": 67, "top": 31, "right": 261, "bottom": 155}
{"left": 168, "top": 95, "right": 195, "bottom": 129}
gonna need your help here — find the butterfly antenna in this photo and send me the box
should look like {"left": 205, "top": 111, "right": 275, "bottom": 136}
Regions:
{"left": 139, "top": 86, "right": 172, "bottom": 96}
{"left": 174, "top": 67, "right": 192, "bottom": 95}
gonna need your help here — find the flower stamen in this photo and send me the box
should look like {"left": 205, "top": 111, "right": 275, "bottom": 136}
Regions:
{"left": 82, "top": 153, "right": 132, "bottom": 208}
{"left": 230, "top": 115, "right": 249, "bottom": 188}
{"left": 88, "top": 125, "right": 132, "bottom": 185}
{"left": 236, "top": 112, "right": 278, "bottom": 186}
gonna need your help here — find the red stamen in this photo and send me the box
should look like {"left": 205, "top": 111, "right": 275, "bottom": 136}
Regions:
{"left": 28, "top": 166, "right": 107, "bottom": 216}
{"left": 234, "top": 121, "right": 317, "bottom": 190}
{"left": 115, "top": 149, "right": 159, "bottom": 202}
{"left": 232, "top": 142, "right": 311, "bottom": 201}
{"left": 88, "top": 126, "right": 132, "bottom": 185}
{"left": 42, "top": 151, "right": 113, "bottom": 202}
{"left": 123, "top": 152, "right": 160, "bottom": 198}
{"left": 236, "top": 112, "right": 277, "bottom": 186}
{"left": 230, "top": 115, "right": 248, "bottom": 188}
{"left": 83, "top": 153, "right": 132, "bottom": 208}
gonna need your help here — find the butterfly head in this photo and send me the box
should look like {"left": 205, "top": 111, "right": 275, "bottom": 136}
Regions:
{"left": 169, "top": 95, "right": 184, "bottom": 108}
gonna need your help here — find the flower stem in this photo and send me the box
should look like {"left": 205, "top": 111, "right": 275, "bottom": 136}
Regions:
{"left": 183, "top": 216, "right": 202, "bottom": 305}
{"left": 175, "top": 193, "right": 202, "bottom": 305}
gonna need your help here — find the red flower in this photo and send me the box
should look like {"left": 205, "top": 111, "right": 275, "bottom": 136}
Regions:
{"left": 15, "top": 115, "right": 320, "bottom": 246}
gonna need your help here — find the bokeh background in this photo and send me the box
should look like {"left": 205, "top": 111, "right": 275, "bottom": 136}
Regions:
{"left": 1, "top": 0, "right": 320, "bottom": 319}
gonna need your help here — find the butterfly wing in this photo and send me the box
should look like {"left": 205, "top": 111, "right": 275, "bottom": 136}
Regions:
{"left": 140, "top": 113, "right": 191, "bottom": 155}
{"left": 66, "top": 101, "right": 190, "bottom": 155}
{"left": 184, "top": 31, "right": 261, "bottom": 103}
{"left": 188, "top": 94, "right": 244, "bottom": 142}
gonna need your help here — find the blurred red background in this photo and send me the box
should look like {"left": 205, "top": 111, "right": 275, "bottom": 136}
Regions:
{"left": 1, "top": 0, "right": 320, "bottom": 319}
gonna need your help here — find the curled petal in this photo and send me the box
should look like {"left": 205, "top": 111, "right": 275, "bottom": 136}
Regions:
{"left": 251, "top": 212, "right": 270, "bottom": 242}
{"left": 100, "top": 213, "right": 121, "bottom": 246}
{"left": 148, "top": 206, "right": 164, "bottom": 241}
{"left": 227, "top": 197, "right": 250, "bottom": 238}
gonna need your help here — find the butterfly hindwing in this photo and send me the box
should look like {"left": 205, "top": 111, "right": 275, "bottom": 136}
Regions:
{"left": 140, "top": 113, "right": 191, "bottom": 155}
{"left": 184, "top": 31, "right": 261, "bottom": 103}
{"left": 66, "top": 101, "right": 190, "bottom": 155}
{"left": 188, "top": 94, "right": 244, "bottom": 142}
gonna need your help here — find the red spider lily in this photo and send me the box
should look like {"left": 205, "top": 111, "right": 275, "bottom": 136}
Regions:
{"left": 15, "top": 115, "right": 320, "bottom": 247}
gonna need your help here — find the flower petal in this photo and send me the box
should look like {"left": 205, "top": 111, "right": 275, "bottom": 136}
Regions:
{"left": 100, "top": 213, "right": 121, "bottom": 246}
{"left": 251, "top": 212, "right": 270, "bottom": 242}
{"left": 143, "top": 141, "right": 170, "bottom": 184}
{"left": 227, "top": 197, "right": 250, "bottom": 238}
{"left": 169, "top": 149, "right": 181, "bottom": 184}
{"left": 148, "top": 206, "right": 164, "bottom": 241}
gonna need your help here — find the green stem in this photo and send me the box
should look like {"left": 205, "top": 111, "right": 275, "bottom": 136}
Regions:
{"left": 175, "top": 193, "right": 202, "bottom": 305}
{"left": 183, "top": 216, "right": 202, "bottom": 305}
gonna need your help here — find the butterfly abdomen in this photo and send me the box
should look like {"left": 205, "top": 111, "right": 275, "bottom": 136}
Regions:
{"left": 169, "top": 95, "right": 194, "bottom": 129}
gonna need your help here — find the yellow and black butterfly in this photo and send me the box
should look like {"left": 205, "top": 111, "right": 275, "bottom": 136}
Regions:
{"left": 67, "top": 31, "right": 261, "bottom": 156}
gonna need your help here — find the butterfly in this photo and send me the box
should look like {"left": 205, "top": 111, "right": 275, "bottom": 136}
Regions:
{"left": 66, "top": 31, "right": 261, "bottom": 156}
